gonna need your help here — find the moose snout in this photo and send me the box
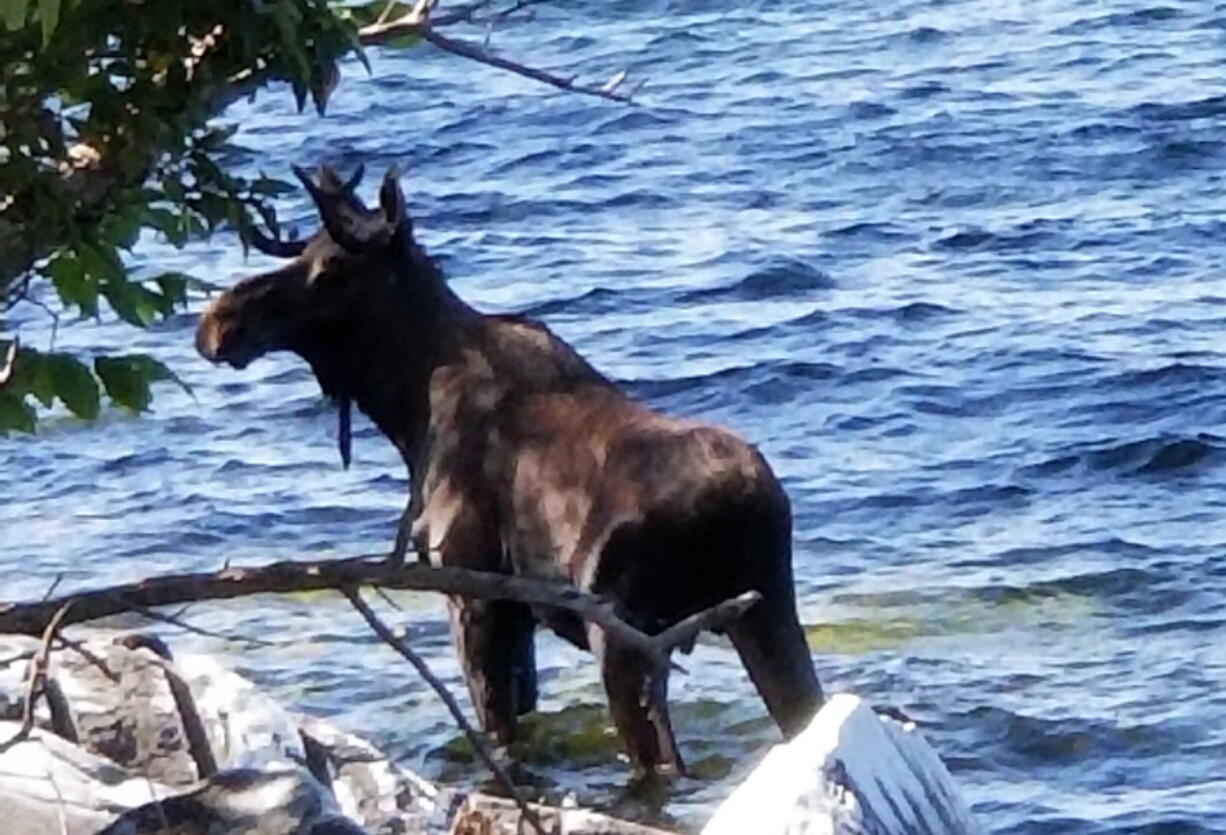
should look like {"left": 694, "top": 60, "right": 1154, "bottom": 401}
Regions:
{"left": 195, "top": 300, "right": 256, "bottom": 368}
{"left": 195, "top": 301, "right": 227, "bottom": 363}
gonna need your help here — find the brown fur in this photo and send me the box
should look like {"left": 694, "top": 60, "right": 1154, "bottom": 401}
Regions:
{"left": 196, "top": 167, "right": 823, "bottom": 774}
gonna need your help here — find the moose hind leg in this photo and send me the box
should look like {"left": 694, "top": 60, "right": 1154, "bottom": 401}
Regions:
{"left": 727, "top": 592, "right": 823, "bottom": 738}
{"left": 589, "top": 625, "right": 684, "bottom": 776}
{"left": 448, "top": 598, "right": 537, "bottom": 744}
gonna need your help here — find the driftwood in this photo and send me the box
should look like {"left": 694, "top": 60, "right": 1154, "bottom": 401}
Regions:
{"left": 0, "top": 555, "right": 760, "bottom": 670}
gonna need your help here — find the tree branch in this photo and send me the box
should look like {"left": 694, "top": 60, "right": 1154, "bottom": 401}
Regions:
{"left": 416, "top": 24, "right": 634, "bottom": 103}
{"left": 0, "top": 601, "right": 72, "bottom": 753}
{"left": 0, "top": 555, "right": 759, "bottom": 670}
{"left": 342, "top": 585, "right": 546, "bottom": 835}
{"left": 0, "top": 3, "right": 635, "bottom": 294}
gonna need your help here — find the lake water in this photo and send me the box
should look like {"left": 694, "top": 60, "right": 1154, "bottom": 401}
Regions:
{"left": 4, "top": 1, "right": 1226, "bottom": 831}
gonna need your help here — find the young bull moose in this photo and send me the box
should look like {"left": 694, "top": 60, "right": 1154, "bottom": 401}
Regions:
{"left": 195, "top": 164, "right": 823, "bottom": 774}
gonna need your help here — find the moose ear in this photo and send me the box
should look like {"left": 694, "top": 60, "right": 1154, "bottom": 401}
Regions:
{"left": 379, "top": 167, "right": 411, "bottom": 238}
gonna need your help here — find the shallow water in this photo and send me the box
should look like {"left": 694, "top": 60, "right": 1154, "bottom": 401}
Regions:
{"left": 4, "top": 1, "right": 1226, "bottom": 831}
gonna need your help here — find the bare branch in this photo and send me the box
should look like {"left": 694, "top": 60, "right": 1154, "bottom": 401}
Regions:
{"left": 342, "top": 586, "right": 547, "bottom": 835}
{"left": 0, "top": 555, "right": 761, "bottom": 673}
{"left": 54, "top": 635, "right": 118, "bottom": 682}
{"left": 418, "top": 25, "right": 634, "bottom": 103}
{"left": 0, "top": 337, "right": 17, "bottom": 388}
{"left": 120, "top": 597, "right": 277, "bottom": 649}
{"left": 356, "top": 5, "right": 635, "bottom": 104}
{"left": 0, "top": 601, "right": 73, "bottom": 753}
{"left": 647, "top": 591, "right": 762, "bottom": 660}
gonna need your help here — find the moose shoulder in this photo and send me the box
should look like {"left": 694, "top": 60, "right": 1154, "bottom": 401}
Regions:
{"left": 196, "top": 165, "right": 823, "bottom": 774}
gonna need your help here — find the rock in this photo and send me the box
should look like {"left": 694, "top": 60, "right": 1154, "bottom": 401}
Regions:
{"left": 701, "top": 694, "right": 983, "bottom": 835}
{"left": 96, "top": 768, "right": 367, "bottom": 835}
{"left": 0, "top": 631, "right": 671, "bottom": 835}
{"left": 0, "top": 723, "right": 175, "bottom": 835}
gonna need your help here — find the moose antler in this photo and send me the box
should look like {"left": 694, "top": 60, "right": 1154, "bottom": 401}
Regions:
{"left": 292, "top": 164, "right": 384, "bottom": 253}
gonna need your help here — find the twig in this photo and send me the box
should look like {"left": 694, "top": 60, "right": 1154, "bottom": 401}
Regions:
{"left": 41, "top": 574, "right": 64, "bottom": 602}
{"left": 355, "top": 4, "right": 634, "bottom": 104}
{"left": 417, "top": 25, "right": 634, "bottom": 103}
{"left": 53, "top": 635, "right": 118, "bottom": 682}
{"left": 0, "top": 601, "right": 72, "bottom": 753}
{"left": 372, "top": 584, "right": 404, "bottom": 612}
{"left": 22, "top": 296, "right": 61, "bottom": 350}
{"left": 0, "top": 337, "right": 17, "bottom": 388}
{"left": 646, "top": 591, "right": 762, "bottom": 665}
{"left": 341, "top": 585, "right": 547, "bottom": 835}
{"left": 121, "top": 598, "right": 277, "bottom": 648}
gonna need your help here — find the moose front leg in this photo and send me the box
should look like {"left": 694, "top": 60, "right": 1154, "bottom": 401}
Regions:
{"left": 448, "top": 597, "right": 539, "bottom": 745}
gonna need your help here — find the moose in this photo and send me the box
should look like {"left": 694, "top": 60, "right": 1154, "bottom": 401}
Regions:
{"left": 195, "top": 165, "right": 823, "bottom": 774}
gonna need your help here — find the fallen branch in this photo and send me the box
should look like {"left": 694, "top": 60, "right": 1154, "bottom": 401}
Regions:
{"left": 341, "top": 585, "right": 546, "bottom": 835}
{"left": 0, "top": 555, "right": 760, "bottom": 670}
{"left": 0, "top": 602, "right": 72, "bottom": 753}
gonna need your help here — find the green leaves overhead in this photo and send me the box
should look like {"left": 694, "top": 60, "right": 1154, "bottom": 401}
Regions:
{"left": 1, "top": 349, "right": 97, "bottom": 425}
{"left": 0, "top": 0, "right": 383, "bottom": 434}
{"left": 0, "top": 342, "right": 191, "bottom": 433}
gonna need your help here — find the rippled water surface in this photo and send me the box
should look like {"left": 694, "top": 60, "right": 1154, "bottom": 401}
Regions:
{"left": 5, "top": 1, "right": 1226, "bottom": 831}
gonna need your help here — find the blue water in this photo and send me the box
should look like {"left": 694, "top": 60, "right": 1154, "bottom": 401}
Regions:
{"left": 4, "top": 1, "right": 1226, "bottom": 831}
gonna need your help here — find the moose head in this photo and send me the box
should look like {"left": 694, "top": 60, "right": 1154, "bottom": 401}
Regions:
{"left": 195, "top": 164, "right": 414, "bottom": 372}
{"left": 196, "top": 163, "right": 466, "bottom": 467}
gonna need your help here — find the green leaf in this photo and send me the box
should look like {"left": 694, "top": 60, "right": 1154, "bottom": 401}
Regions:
{"left": 95, "top": 354, "right": 186, "bottom": 412}
{"left": 100, "top": 206, "right": 143, "bottom": 251}
{"left": 153, "top": 272, "right": 190, "bottom": 310}
{"left": 12, "top": 348, "right": 56, "bottom": 408}
{"left": 0, "top": 392, "right": 36, "bottom": 434}
{"left": 48, "top": 255, "right": 99, "bottom": 317}
{"left": 37, "top": 0, "right": 57, "bottom": 42}
{"left": 1, "top": 0, "right": 30, "bottom": 31}
{"left": 45, "top": 353, "right": 100, "bottom": 419}
{"left": 143, "top": 207, "right": 189, "bottom": 247}
{"left": 100, "top": 279, "right": 162, "bottom": 327}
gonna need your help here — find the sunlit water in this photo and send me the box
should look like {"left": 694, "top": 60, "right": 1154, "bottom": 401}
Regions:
{"left": 4, "top": 1, "right": 1226, "bottom": 831}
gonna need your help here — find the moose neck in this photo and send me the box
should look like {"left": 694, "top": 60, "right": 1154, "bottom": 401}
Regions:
{"left": 301, "top": 245, "right": 475, "bottom": 471}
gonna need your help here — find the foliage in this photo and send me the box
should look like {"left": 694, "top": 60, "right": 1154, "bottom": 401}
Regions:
{"left": 0, "top": 0, "right": 389, "bottom": 433}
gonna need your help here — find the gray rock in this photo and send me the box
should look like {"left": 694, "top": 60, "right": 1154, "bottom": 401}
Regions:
{"left": 96, "top": 768, "right": 368, "bottom": 835}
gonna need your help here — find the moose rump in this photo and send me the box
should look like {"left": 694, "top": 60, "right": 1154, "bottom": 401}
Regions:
{"left": 196, "top": 164, "right": 824, "bottom": 775}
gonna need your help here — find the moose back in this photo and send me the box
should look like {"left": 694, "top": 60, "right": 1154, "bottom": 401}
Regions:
{"left": 195, "top": 165, "right": 823, "bottom": 774}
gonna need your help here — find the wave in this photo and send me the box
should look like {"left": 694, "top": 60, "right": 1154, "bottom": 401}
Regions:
{"left": 680, "top": 257, "right": 835, "bottom": 302}
{"left": 1019, "top": 434, "right": 1226, "bottom": 478}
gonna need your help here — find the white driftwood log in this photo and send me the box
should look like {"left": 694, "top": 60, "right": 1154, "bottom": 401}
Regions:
{"left": 702, "top": 693, "right": 983, "bottom": 835}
